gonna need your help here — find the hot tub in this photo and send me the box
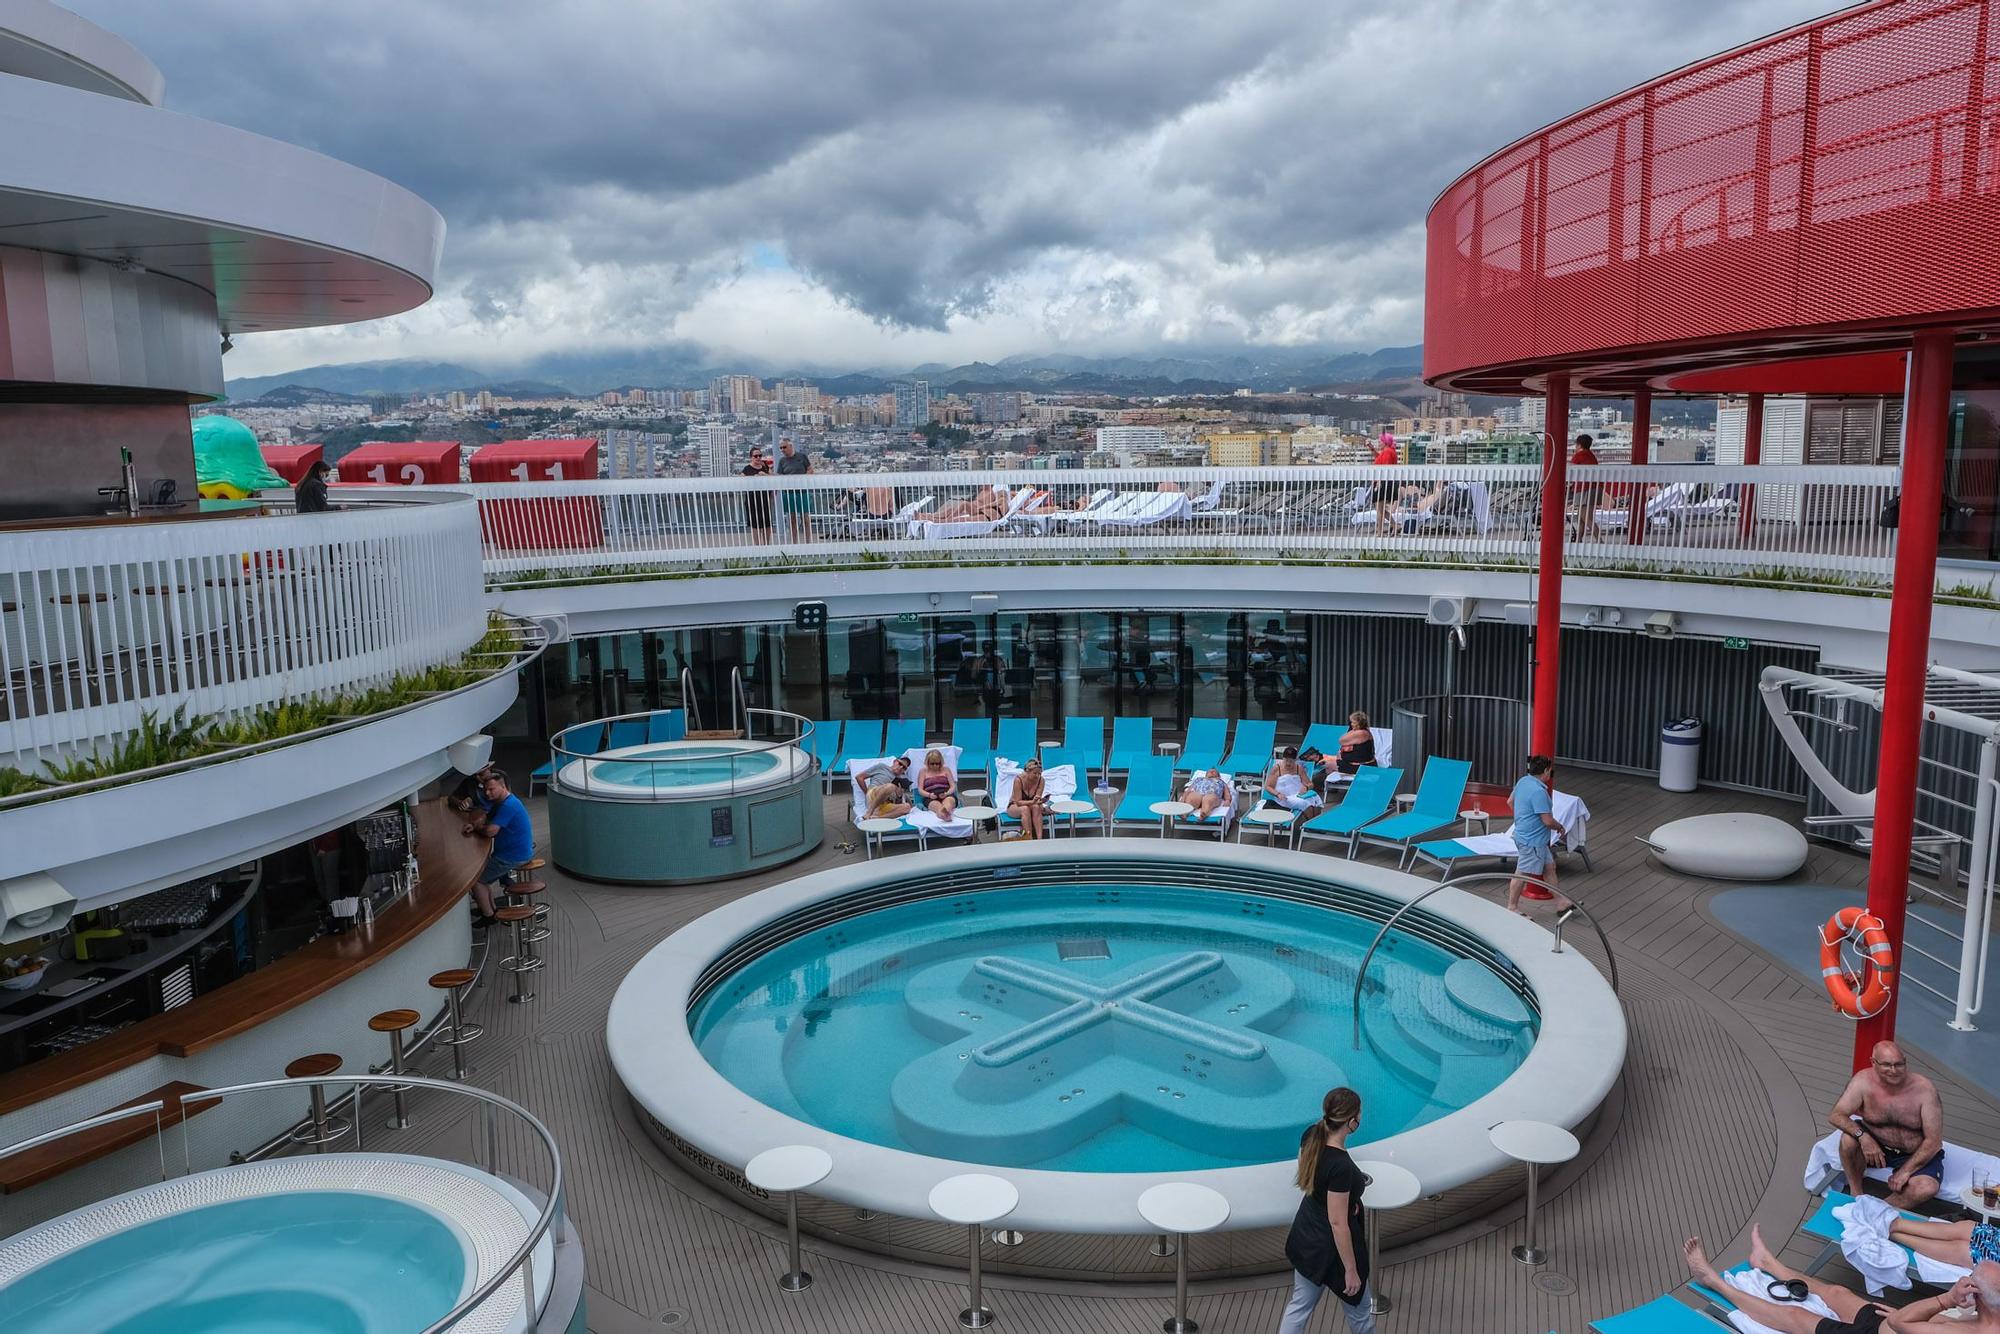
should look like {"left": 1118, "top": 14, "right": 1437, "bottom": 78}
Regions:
{"left": 609, "top": 840, "right": 1625, "bottom": 1269}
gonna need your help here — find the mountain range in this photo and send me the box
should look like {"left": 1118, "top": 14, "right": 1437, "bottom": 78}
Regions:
{"left": 222, "top": 345, "right": 1427, "bottom": 402}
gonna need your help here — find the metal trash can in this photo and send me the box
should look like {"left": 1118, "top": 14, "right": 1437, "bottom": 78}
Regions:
{"left": 1659, "top": 718, "right": 1701, "bottom": 792}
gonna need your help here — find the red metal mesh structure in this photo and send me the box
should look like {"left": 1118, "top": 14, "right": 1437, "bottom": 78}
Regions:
{"left": 1426, "top": 0, "right": 2000, "bottom": 393}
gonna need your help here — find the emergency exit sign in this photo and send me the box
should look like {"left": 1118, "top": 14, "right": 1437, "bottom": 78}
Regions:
{"left": 1723, "top": 636, "right": 1750, "bottom": 650}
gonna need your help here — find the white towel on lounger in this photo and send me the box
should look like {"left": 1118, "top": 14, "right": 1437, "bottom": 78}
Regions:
{"left": 1720, "top": 1268, "right": 1837, "bottom": 1334}
{"left": 1836, "top": 1194, "right": 1970, "bottom": 1293}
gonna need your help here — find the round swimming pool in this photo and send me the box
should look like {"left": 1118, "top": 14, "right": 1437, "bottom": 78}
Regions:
{"left": 556, "top": 738, "right": 811, "bottom": 801}
{"left": 611, "top": 841, "right": 1625, "bottom": 1234}
{"left": 0, "top": 1154, "right": 554, "bottom": 1334}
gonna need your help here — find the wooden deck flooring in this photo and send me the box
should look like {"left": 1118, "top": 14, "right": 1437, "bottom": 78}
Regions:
{"left": 361, "top": 768, "right": 2000, "bottom": 1334}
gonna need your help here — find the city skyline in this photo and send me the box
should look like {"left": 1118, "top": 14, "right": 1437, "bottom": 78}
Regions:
{"left": 72, "top": 0, "right": 1835, "bottom": 381}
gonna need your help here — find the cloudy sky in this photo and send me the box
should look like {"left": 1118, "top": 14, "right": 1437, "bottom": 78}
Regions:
{"left": 74, "top": 0, "right": 1835, "bottom": 378}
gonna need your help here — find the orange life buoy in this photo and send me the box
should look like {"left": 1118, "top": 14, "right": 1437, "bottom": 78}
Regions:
{"left": 1819, "top": 906, "right": 1894, "bottom": 1019}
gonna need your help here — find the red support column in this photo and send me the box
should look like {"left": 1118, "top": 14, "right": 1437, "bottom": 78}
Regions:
{"left": 1739, "top": 392, "right": 1764, "bottom": 538}
{"left": 1628, "top": 390, "right": 1652, "bottom": 547}
{"left": 1532, "top": 375, "right": 1570, "bottom": 759}
{"left": 1853, "top": 331, "right": 1954, "bottom": 1068}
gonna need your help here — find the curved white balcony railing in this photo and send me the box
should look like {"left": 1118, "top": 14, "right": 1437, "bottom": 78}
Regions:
{"left": 1, "top": 492, "right": 488, "bottom": 772}
{"left": 471, "top": 464, "right": 1920, "bottom": 594}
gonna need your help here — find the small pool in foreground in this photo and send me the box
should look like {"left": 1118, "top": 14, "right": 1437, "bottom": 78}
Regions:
{"left": 8, "top": 1192, "right": 467, "bottom": 1333}
{"left": 692, "top": 881, "right": 1537, "bottom": 1173}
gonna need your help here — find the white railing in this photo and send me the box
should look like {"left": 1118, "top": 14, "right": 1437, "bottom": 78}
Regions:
{"left": 1, "top": 491, "right": 488, "bottom": 772}
{"left": 468, "top": 463, "right": 1910, "bottom": 590}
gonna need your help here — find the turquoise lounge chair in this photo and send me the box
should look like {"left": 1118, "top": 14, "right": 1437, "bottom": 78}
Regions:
{"left": 1110, "top": 757, "right": 1176, "bottom": 833}
{"left": 1000, "top": 746, "right": 1102, "bottom": 835}
{"left": 1175, "top": 716, "right": 1228, "bottom": 772}
{"left": 1589, "top": 1293, "right": 1732, "bottom": 1333}
{"left": 1801, "top": 1190, "right": 1926, "bottom": 1278}
{"left": 1295, "top": 766, "right": 1403, "bottom": 854}
{"left": 828, "top": 719, "right": 886, "bottom": 790}
{"left": 800, "top": 720, "right": 842, "bottom": 773}
{"left": 1107, "top": 716, "right": 1154, "bottom": 774}
{"left": 994, "top": 717, "right": 1040, "bottom": 765}
{"left": 951, "top": 717, "right": 994, "bottom": 776}
{"left": 1062, "top": 716, "right": 1106, "bottom": 783}
{"left": 1219, "top": 718, "right": 1277, "bottom": 775}
{"left": 883, "top": 717, "right": 926, "bottom": 758}
{"left": 1297, "top": 721, "right": 1346, "bottom": 758}
{"left": 530, "top": 721, "right": 606, "bottom": 795}
{"left": 1353, "top": 757, "right": 1471, "bottom": 865}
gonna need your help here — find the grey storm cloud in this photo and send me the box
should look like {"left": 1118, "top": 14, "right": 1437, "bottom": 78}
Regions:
{"left": 69, "top": 0, "right": 1840, "bottom": 366}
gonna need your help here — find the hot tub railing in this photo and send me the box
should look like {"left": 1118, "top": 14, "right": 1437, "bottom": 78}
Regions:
{"left": 0, "top": 1074, "right": 564, "bottom": 1334}
{"left": 547, "top": 704, "right": 817, "bottom": 800}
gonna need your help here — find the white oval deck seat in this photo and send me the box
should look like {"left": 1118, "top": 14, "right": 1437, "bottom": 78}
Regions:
{"left": 1643, "top": 812, "right": 1807, "bottom": 880}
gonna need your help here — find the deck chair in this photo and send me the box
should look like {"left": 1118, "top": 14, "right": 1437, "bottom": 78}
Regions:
{"left": 1096, "top": 489, "right": 1193, "bottom": 528}
{"left": 910, "top": 485, "right": 1037, "bottom": 541}
{"left": 950, "top": 717, "right": 994, "bottom": 778}
{"left": 646, "top": 709, "right": 686, "bottom": 743}
{"left": 531, "top": 721, "right": 606, "bottom": 795}
{"left": 1175, "top": 717, "right": 1229, "bottom": 772}
{"left": 799, "top": 719, "right": 841, "bottom": 774}
{"left": 1110, "top": 757, "right": 1177, "bottom": 834}
{"left": 1041, "top": 747, "right": 1103, "bottom": 834}
{"left": 992, "top": 755, "right": 1082, "bottom": 835}
{"left": 1590, "top": 1268, "right": 1755, "bottom": 1334}
{"left": 852, "top": 494, "right": 933, "bottom": 539}
{"left": 1799, "top": 1190, "right": 1944, "bottom": 1285}
{"left": 1021, "top": 488, "right": 1112, "bottom": 533}
{"left": 848, "top": 756, "right": 927, "bottom": 854}
{"left": 1354, "top": 757, "right": 1472, "bottom": 864}
{"left": 994, "top": 716, "right": 1040, "bottom": 766}
{"left": 1297, "top": 721, "right": 1346, "bottom": 758}
{"left": 1175, "top": 771, "right": 1237, "bottom": 839}
{"left": 828, "top": 719, "right": 886, "bottom": 791}
{"left": 1409, "top": 791, "right": 1592, "bottom": 878}
{"left": 1219, "top": 718, "right": 1277, "bottom": 775}
{"left": 1107, "top": 716, "right": 1155, "bottom": 774}
{"left": 1062, "top": 716, "right": 1106, "bottom": 784}
{"left": 883, "top": 717, "right": 927, "bottom": 758}
{"left": 1804, "top": 1128, "right": 2000, "bottom": 1204}
{"left": 1295, "top": 766, "right": 1403, "bottom": 854}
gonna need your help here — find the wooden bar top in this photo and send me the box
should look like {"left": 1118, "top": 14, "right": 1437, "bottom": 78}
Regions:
{"left": 0, "top": 801, "right": 485, "bottom": 1116}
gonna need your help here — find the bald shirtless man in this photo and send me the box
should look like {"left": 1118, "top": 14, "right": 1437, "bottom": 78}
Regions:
{"left": 1829, "top": 1040, "right": 1944, "bottom": 1209}
{"left": 1681, "top": 1231, "right": 1998, "bottom": 1333}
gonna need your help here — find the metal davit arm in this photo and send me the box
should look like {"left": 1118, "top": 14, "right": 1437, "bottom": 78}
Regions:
{"left": 1348, "top": 871, "right": 1619, "bottom": 1049}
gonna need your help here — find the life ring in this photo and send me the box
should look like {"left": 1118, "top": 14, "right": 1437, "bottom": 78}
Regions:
{"left": 1819, "top": 907, "right": 1894, "bottom": 1019}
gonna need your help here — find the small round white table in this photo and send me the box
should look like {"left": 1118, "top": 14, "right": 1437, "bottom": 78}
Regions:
{"left": 930, "top": 1173, "right": 1020, "bottom": 1329}
{"left": 1489, "top": 1120, "right": 1579, "bottom": 1265}
{"left": 1239, "top": 807, "right": 1296, "bottom": 846}
{"left": 745, "top": 1145, "right": 833, "bottom": 1292}
{"left": 962, "top": 787, "right": 990, "bottom": 804}
{"left": 1460, "top": 808, "right": 1493, "bottom": 837}
{"left": 1960, "top": 1186, "right": 2000, "bottom": 1224}
{"left": 858, "top": 817, "right": 905, "bottom": 858}
{"left": 1150, "top": 800, "right": 1194, "bottom": 837}
{"left": 1052, "top": 798, "right": 1097, "bottom": 836}
{"left": 1136, "top": 1183, "right": 1231, "bottom": 1334}
{"left": 1157, "top": 741, "right": 1182, "bottom": 762}
{"left": 1393, "top": 792, "right": 1419, "bottom": 813}
{"left": 957, "top": 805, "right": 998, "bottom": 843}
{"left": 1353, "top": 1159, "right": 1422, "bottom": 1314}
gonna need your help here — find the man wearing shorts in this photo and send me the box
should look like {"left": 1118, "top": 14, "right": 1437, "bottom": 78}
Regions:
{"left": 1505, "top": 754, "right": 1571, "bottom": 913}
{"left": 1829, "top": 1040, "right": 1945, "bottom": 1209}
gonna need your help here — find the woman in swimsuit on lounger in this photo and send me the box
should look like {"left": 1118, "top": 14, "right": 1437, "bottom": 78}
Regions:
{"left": 1336, "top": 712, "right": 1376, "bottom": 775}
{"left": 1185, "top": 768, "right": 1231, "bottom": 819}
{"left": 917, "top": 749, "right": 958, "bottom": 818}
{"left": 1008, "top": 758, "right": 1049, "bottom": 839}
{"left": 1265, "top": 748, "right": 1320, "bottom": 812}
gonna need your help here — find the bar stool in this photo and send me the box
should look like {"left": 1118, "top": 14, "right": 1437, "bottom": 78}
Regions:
{"left": 1136, "top": 1183, "right": 1231, "bottom": 1334}
{"left": 496, "top": 905, "right": 540, "bottom": 1004}
{"left": 745, "top": 1144, "right": 833, "bottom": 1292}
{"left": 511, "top": 880, "right": 551, "bottom": 946}
{"left": 929, "top": 1173, "right": 1019, "bottom": 1329}
{"left": 285, "top": 1053, "right": 348, "bottom": 1153}
{"left": 428, "top": 969, "right": 481, "bottom": 1081}
{"left": 1352, "top": 1159, "right": 1421, "bottom": 1314}
{"left": 368, "top": 1008, "right": 421, "bottom": 1130}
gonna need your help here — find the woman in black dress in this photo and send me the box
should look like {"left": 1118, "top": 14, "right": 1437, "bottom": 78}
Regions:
{"left": 1278, "top": 1087, "right": 1375, "bottom": 1333}
{"left": 742, "top": 448, "right": 774, "bottom": 543}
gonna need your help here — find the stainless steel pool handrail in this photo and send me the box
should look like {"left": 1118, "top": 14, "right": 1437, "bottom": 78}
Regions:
{"left": 546, "top": 704, "right": 816, "bottom": 800}
{"left": 1347, "top": 871, "right": 1620, "bottom": 1049}
{"left": 0, "top": 1075, "right": 563, "bottom": 1334}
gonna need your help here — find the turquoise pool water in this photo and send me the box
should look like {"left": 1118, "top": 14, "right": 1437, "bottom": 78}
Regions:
{"left": 691, "top": 883, "right": 1538, "bottom": 1172}
{"left": 590, "top": 743, "right": 781, "bottom": 790}
{"left": 8, "top": 1192, "right": 467, "bottom": 1333}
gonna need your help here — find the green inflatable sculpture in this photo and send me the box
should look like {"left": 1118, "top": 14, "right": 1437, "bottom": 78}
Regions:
{"left": 193, "top": 414, "right": 286, "bottom": 499}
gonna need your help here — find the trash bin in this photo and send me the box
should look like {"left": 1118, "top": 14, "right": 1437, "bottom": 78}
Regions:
{"left": 1659, "top": 718, "right": 1701, "bottom": 792}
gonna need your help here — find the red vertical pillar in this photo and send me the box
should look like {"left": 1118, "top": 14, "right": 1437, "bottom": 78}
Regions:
{"left": 1854, "top": 330, "right": 1955, "bottom": 1068}
{"left": 1629, "top": 390, "right": 1652, "bottom": 547}
{"left": 1739, "top": 392, "right": 1764, "bottom": 538}
{"left": 1532, "top": 374, "right": 1570, "bottom": 759}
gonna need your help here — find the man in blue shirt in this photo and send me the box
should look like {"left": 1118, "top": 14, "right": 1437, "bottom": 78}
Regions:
{"left": 463, "top": 769, "right": 534, "bottom": 927}
{"left": 1506, "top": 754, "right": 1572, "bottom": 913}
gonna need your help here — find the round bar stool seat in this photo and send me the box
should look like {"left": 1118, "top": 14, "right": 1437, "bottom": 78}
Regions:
{"left": 1353, "top": 1159, "right": 1421, "bottom": 1314}
{"left": 1489, "top": 1120, "right": 1579, "bottom": 1265}
{"left": 1137, "top": 1183, "right": 1231, "bottom": 1334}
{"left": 517, "top": 856, "right": 547, "bottom": 873}
{"left": 511, "top": 880, "right": 552, "bottom": 941}
{"left": 930, "top": 1173, "right": 1019, "bottom": 1329}
{"left": 368, "top": 1009, "right": 421, "bottom": 1130}
{"left": 496, "top": 905, "right": 539, "bottom": 1005}
{"left": 429, "top": 969, "right": 482, "bottom": 1081}
{"left": 285, "top": 1052, "right": 348, "bottom": 1151}
{"left": 746, "top": 1145, "right": 833, "bottom": 1292}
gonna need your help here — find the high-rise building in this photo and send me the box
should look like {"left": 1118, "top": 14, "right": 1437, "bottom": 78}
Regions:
{"left": 1200, "top": 430, "right": 1292, "bottom": 466}
{"left": 893, "top": 380, "right": 930, "bottom": 429}
{"left": 690, "top": 421, "right": 733, "bottom": 477}
{"left": 1094, "top": 425, "right": 1168, "bottom": 460}
{"left": 476, "top": 390, "right": 494, "bottom": 413}
{"left": 776, "top": 379, "right": 821, "bottom": 410}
